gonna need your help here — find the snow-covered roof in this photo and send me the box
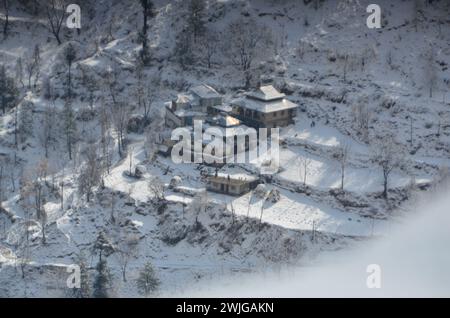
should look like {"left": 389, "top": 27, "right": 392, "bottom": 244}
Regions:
{"left": 208, "top": 172, "right": 258, "bottom": 183}
{"left": 207, "top": 114, "right": 242, "bottom": 127}
{"left": 190, "top": 84, "right": 222, "bottom": 99}
{"left": 173, "top": 110, "right": 206, "bottom": 118}
{"left": 211, "top": 104, "right": 233, "bottom": 113}
{"left": 176, "top": 94, "right": 195, "bottom": 104}
{"left": 246, "top": 85, "right": 285, "bottom": 101}
{"left": 232, "top": 97, "right": 298, "bottom": 113}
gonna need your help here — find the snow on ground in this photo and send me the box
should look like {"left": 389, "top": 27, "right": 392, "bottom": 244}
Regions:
{"left": 1, "top": 0, "right": 449, "bottom": 297}
{"left": 210, "top": 188, "right": 389, "bottom": 237}
{"left": 277, "top": 146, "right": 430, "bottom": 193}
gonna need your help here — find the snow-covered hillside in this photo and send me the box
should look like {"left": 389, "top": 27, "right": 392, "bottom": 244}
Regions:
{"left": 0, "top": 0, "right": 449, "bottom": 297}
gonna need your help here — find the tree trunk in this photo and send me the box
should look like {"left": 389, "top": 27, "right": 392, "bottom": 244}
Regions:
{"left": 122, "top": 266, "right": 127, "bottom": 282}
{"left": 68, "top": 64, "right": 72, "bottom": 99}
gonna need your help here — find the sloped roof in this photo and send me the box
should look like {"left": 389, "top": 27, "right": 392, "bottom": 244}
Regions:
{"left": 246, "top": 85, "right": 285, "bottom": 101}
{"left": 190, "top": 84, "right": 222, "bottom": 99}
{"left": 208, "top": 114, "right": 242, "bottom": 128}
{"left": 207, "top": 172, "right": 258, "bottom": 183}
{"left": 211, "top": 104, "right": 233, "bottom": 113}
{"left": 232, "top": 97, "right": 298, "bottom": 113}
{"left": 176, "top": 94, "right": 194, "bottom": 104}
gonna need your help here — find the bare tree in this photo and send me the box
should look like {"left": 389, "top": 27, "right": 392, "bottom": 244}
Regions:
{"left": 105, "top": 64, "right": 120, "bottom": 105}
{"left": 0, "top": 160, "right": 4, "bottom": 205}
{"left": 189, "top": 190, "right": 207, "bottom": 223}
{"left": 15, "top": 57, "right": 25, "bottom": 89}
{"left": 352, "top": 97, "right": 371, "bottom": 142}
{"left": 78, "top": 145, "right": 102, "bottom": 202}
{"left": 259, "top": 194, "right": 269, "bottom": 227}
{"left": 33, "top": 159, "right": 48, "bottom": 221}
{"left": 425, "top": 46, "right": 437, "bottom": 99}
{"left": 226, "top": 19, "right": 273, "bottom": 88}
{"left": 200, "top": 29, "right": 219, "bottom": 69}
{"left": 46, "top": 0, "right": 67, "bottom": 45}
{"left": 412, "top": 0, "right": 423, "bottom": 32}
{"left": 336, "top": 144, "right": 351, "bottom": 190}
{"left": 3, "top": 0, "right": 10, "bottom": 39}
{"left": 115, "top": 233, "right": 139, "bottom": 282}
{"left": 110, "top": 102, "right": 130, "bottom": 157}
{"left": 371, "top": 136, "right": 403, "bottom": 199}
{"left": 187, "top": 0, "right": 206, "bottom": 43}
{"left": 298, "top": 157, "right": 312, "bottom": 186}
{"left": 16, "top": 225, "right": 32, "bottom": 279}
{"left": 135, "top": 65, "right": 153, "bottom": 124}
{"left": 25, "top": 55, "right": 36, "bottom": 90}
{"left": 144, "top": 112, "right": 164, "bottom": 161}
{"left": 62, "top": 101, "right": 77, "bottom": 160}
{"left": 39, "top": 103, "right": 56, "bottom": 158}
{"left": 148, "top": 176, "right": 165, "bottom": 203}
{"left": 99, "top": 100, "right": 113, "bottom": 174}
{"left": 39, "top": 206, "right": 48, "bottom": 244}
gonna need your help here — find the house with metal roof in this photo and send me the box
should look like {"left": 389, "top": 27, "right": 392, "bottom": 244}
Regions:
{"left": 190, "top": 84, "right": 223, "bottom": 108}
{"left": 231, "top": 85, "right": 298, "bottom": 129}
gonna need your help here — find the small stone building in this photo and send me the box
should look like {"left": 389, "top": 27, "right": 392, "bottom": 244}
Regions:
{"left": 165, "top": 84, "right": 223, "bottom": 129}
{"left": 206, "top": 172, "right": 259, "bottom": 196}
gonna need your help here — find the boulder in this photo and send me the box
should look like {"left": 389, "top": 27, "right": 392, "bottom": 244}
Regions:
{"left": 134, "top": 165, "right": 147, "bottom": 179}
{"left": 254, "top": 184, "right": 267, "bottom": 198}
{"left": 169, "top": 176, "right": 182, "bottom": 189}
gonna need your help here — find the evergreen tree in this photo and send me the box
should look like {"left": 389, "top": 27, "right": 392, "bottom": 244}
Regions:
{"left": 93, "top": 231, "right": 115, "bottom": 261}
{"left": 62, "top": 101, "right": 77, "bottom": 160}
{"left": 0, "top": 64, "right": 19, "bottom": 114}
{"left": 136, "top": 261, "right": 160, "bottom": 297}
{"left": 19, "top": 101, "right": 34, "bottom": 143}
{"left": 92, "top": 258, "right": 112, "bottom": 298}
{"left": 32, "top": 44, "right": 41, "bottom": 88}
{"left": 139, "top": 0, "right": 155, "bottom": 65}
{"left": 65, "top": 43, "right": 77, "bottom": 99}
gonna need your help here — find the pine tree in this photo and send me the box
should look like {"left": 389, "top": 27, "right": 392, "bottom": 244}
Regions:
{"left": 93, "top": 231, "right": 114, "bottom": 261}
{"left": 92, "top": 258, "right": 112, "bottom": 298}
{"left": 136, "top": 262, "right": 159, "bottom": 297}
{"left": 0, "top": 64, "right": 19, "bottom": 114}
{"left": 62, "top": 101, "right": 77, "bottom": 160}
{"left": 139, "top": 0, "right": 155, "bottom": 65}
{"left": 65, "top": 43, "right": 77, "bottom": 99}
{"left": 32, "top": 44, "right": 41, "bottom": 88}
{"left": 19, "top": 101, "right": 34, "bottom": 143}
